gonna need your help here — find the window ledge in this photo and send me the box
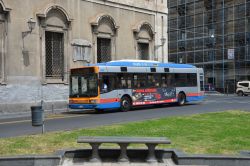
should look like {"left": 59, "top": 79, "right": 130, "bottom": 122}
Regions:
{"left": 44, "top": 78, "right": 68, "bottom": 85}
{"left": 0, "top": 82, "right": 7, "bottom": 85}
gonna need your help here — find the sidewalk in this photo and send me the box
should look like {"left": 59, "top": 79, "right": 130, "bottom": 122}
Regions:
{"left": 0, "top": 100, "right": 68, "bottom": 120}
{"left": 0, "top": 107, "right": 68, "bottom": 121}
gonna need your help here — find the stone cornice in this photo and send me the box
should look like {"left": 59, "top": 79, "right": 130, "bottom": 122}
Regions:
{"left": 82, "top": 0, "right": 168, "bottom": 15}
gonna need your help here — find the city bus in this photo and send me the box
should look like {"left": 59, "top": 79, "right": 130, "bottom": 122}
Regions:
{"left": 69, "top": 60, "right": 204, "bottom": 112}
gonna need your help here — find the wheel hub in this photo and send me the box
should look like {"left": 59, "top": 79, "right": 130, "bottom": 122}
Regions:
{"left": 122, "top": 100, "right": 128, "bottom": 107}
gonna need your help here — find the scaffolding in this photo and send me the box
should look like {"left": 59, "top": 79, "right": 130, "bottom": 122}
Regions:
{"left": 168, "top": 0, "right": 250, "bottom": 93}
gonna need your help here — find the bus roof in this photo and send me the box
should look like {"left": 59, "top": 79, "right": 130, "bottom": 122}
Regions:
{"left": 89, "top": 60, "right": 196, "bottom": 68}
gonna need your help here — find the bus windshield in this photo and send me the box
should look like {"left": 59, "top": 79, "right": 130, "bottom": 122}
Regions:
{"left": 70, "top": 74, "right": 98, "bottom": 97}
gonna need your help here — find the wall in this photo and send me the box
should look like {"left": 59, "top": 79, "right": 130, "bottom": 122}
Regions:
{"left": 0, "top": 0, "right": 168, "bottom": 113}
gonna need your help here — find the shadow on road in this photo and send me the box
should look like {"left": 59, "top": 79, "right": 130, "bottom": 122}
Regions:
{"left": 63, "top": 103, "right": 200, "bottom": 115}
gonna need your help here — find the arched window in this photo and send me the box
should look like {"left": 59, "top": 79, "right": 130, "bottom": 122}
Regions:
{"left": 37, "top": 5, "right": 72, "bottom": 83}
{"left": 133, "top": 22, "right": 154, "bottom": 60}
{"left": 91, "top": 14, "right": 118, "bottom": 63}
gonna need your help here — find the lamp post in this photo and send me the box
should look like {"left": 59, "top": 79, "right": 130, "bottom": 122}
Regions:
{"left": 22, "top": 18, "right": 36, "bottom": 38}
{"left": 27, "top": 18, "right": 36, "bottom": 32}
{"left": 22, "top": 18, "right": 36, "bottom": 54}
{"left": 211, "top": 33, "right": 215, "bottom": 87}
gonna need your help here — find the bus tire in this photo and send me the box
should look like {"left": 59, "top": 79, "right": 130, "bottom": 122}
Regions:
{"left": 120, "top": 96, "right": 132, "bottom": 112}
{"left": 177, "top": 93, "right": 186, "bottom": 106}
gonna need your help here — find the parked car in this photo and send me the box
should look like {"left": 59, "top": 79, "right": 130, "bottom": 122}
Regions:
{"left": 236, "top": 81, "right": 250, "bottom": 96}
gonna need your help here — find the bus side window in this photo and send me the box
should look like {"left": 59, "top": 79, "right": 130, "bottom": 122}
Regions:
{"left": 133, "top": 74, "right": 139, "bottom": 88}
{"left": 133, "top": 74, "right": 146, "bottom": 88}
{"left": 147, "top": 74, "right": 161, "bottom": 88}
{"left": 187, "top": 73, "right": 197, "bottom": 86}
{"left": 166, "top": 74, "right": 174, "bottom": 87}
{"left": 117, "top": 74, "right": 133, "bottom": 89}
{"left": 147, "top": 74, "right": 154, "bottom": 87}
{"left": 117, "top": 74, "right": 123, "bottom": 89}
{"left": 175, "top": 73, "right": 188, "bottom": 87}
{"left": 109, "top": 75, "right": 116, "bottom": 91}
{"left": 117, "top": 74, "right": 126, "bottom": 89}
{"left": 127, "top": 74, "right": 132, "bottom": 88}
{"left": 138, "top": 74, "right": 147, "bottom": 88}
{"left": 154, "top": 74, "right": 161, "bottom": 88}
{"left": 161, "top": 74, "right": 167, "bottom": 87}
{"left": 100, "top": 74, "right": 116, "bottom": 93}
{"left": 101, "top": 75, "right": 109, "bottom": 93}
{"left": 121, "top": 76, "right": 127, "bottom": 88}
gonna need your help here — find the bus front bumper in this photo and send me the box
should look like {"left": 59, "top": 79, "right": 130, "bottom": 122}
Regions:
{"left": 69, "top": 104, "right": 98, "bottom": 109}
{"left": 69, "top": 102, "right": 120, "bottom": 110}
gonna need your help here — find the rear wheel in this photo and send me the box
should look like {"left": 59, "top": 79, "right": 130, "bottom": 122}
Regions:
{"left": 237, "top": 91, "right": 244, "bottom": 96}
{"left": 120, "top": 96, "right": 132, "bottom": 112}
{"left": 177, "top": 93, "right": 186, "bottom": 106}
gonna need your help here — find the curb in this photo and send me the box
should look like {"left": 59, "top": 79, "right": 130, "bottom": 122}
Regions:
{"left": 1, "top": 149, "right": 250, "bottom": 166}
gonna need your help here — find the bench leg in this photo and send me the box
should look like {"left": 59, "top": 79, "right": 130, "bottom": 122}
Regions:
{"left": 146, "top": 143, "right": 157, "bottom": 163}
{"left": 118, "top": 143, "right": 129, "bottom": 162}
{"left": 89, "top": 143, "right": 101, "bottom": 162}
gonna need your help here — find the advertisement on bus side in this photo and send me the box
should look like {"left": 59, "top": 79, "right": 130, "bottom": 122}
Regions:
{"left": 132, "top": 88, "right": 176, "bottom": 105}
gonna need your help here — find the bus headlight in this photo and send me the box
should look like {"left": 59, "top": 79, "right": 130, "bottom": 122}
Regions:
{"left": 90, "top": 100, "right": 97, "bottom": 104}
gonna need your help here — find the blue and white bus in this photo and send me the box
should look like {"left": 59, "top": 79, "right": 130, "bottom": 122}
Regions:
{"left": 69, "top": 60, "right": 204, "bottom": 112}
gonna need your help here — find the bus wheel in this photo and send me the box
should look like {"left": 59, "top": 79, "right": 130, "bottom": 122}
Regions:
{"left": 177, "top": 93, "right": 186, "bottom": 106}
{"left": 120, "top": 96, "right": 132, "bottom": 112}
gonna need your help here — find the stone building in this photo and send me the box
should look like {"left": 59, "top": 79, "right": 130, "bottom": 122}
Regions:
{"left": 0, "top": 0, "right": 168, "bottom": 113}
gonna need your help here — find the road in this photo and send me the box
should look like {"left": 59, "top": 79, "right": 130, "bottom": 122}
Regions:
{"left": 0, "top": 95, "right": 249, "bottom": 138}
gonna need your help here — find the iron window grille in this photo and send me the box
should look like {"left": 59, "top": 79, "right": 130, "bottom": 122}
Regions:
{"left": 97, "top": 38, "right": 111, "bottom": 63}
{"left": 138, "top": 43, "right": 149, "bottom": 60}
{"left": 45, "top": 31, "right": 64, "bottom": 79}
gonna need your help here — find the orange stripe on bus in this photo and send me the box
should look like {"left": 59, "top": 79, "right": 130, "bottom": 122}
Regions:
{"left": 186, "top": 92, "right": 203, "bottom": 97}
{"left": 100, "top": 98, "right": 120, "bottom": 103}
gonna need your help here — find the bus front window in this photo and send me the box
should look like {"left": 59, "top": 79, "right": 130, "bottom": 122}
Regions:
{"left": 70, "top": 74, "right": 98, "bottom": 97}
{"left": 81, "top": 77, "right": 88, "bottom": 93}
{"left": 71, "top": 76, "right": 79, "bottom": 96}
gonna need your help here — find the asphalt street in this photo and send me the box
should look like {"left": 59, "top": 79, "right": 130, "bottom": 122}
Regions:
{"left": 0, "top": 95, "right": 249, "bottom": 138}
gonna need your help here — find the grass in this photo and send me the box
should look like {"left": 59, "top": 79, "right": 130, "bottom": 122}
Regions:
{"left": 0, "top": 110, "right": 250, "bottom": 156}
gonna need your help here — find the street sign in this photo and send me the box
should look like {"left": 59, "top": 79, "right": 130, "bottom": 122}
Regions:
{"left": 228, "top": 49, "right": 234, "bottom": 60}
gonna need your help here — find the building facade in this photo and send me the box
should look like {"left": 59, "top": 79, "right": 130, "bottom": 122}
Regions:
{"left": 0, "top": 0, "right": 168, "bottom": 113}
{"left": 168, "top": 0, "right": 250, "bottom": 93}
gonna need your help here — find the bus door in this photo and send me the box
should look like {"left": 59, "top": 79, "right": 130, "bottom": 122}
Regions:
{"left": 99, "top": 73, "right": 118, "bottom": 100}
{"left": 198, "top": 68, "right": 204, "bottom": 92}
